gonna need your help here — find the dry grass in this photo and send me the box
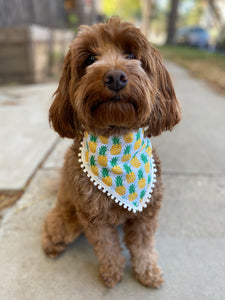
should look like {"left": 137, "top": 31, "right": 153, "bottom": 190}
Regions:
{"left": 157, "top": 45, "right": 225, "bottom": 96}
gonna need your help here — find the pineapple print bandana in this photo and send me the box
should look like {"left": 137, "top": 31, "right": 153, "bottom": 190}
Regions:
{"left": 78, "top": 128, "right": 156, "bottom": 213}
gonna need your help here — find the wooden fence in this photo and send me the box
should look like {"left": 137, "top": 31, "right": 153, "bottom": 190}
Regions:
{"left": 0, "top": 0, "right": 67, "bottom": 28}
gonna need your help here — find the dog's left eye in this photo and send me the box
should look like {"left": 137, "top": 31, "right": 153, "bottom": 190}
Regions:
{"left": 125, "top": 53, "right": 136, "bottom": 60}
{"left": 85, "top": 55, "right": 96, "bottom": 66}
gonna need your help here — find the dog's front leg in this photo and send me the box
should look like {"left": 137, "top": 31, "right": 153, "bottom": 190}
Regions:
{"left": 124, "top": 215, "right": 164, "bottom": 288}
{"left": 80, "top": 220, "right": 125, "bottom": 287}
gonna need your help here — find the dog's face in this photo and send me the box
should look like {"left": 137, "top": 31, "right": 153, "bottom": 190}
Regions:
{"left": 50, "top": 17, "right": 181, "bottom": 139}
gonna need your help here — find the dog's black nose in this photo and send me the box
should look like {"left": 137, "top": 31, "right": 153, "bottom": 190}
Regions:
{"left": 104, "top": 70, "right": 128, "bottom": 92}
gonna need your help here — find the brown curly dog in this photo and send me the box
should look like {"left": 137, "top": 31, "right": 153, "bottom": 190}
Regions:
{"left": 42, "top": 17, "right": 181, "bottom": 288}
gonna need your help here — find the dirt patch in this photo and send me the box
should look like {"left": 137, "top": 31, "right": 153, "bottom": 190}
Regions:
{"left": 0, "top": 191, "right": 24, "bottom": 211}
{"left": 2, "top": 100, "right": 20, "bottom": 106}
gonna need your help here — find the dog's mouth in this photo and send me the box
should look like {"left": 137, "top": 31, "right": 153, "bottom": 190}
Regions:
{"left": 109, "top": 96, "right": 122, "bottom": 102}
{"left": 90, "top": 96, "right": 137, "bottom": 114}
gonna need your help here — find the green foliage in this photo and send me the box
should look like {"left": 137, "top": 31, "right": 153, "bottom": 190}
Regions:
{"left": 102, "top": 0, "right": 141, "bottom": 19}
{"left": 51, "top": 51, "right": 63, "bottom": 63}
{"left": 68, "top": 13, "right": 78, "bottom": 24}
{"left": 68, "top": 13, "right": 79, "bottom": 34}
{"left": 150, "top": 3, "right": 168, "bottom": 34}
{"left": 178, "top": 0, "right": 204, "bottom": 27}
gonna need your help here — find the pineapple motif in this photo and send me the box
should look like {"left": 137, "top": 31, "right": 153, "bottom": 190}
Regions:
{"left": 138, "top": 169, "right": 146, "bottom": 189}
{"left": 90, "top": 155, "right": 98, "bottom": 176}
{"left": 146, "top": 140, "right": 152, "bottom": 157}
{"left": 111, "top": 157, "right": 122, "bottom": 175}
{"left": 89, "top": 135, "right": 97, "bottom": 153}
{"left": 98, "top": 146, "right": 108, "bottom": 167}
{"left": 101, "top": 168, "right": 112, "bottom": 186}
{"left": 128, "top": 184, "right": 137, "bottom": 201}
{"left": 110, "top": 137, "right": 121, "bottom": 155}
{"left": 115, "top": 176, "right": 126, "bottom": 195}
{"left": 123, "top": 132, "right": 134, "bottom": 143}
{"left": 148, "top": 174, "right": 151, "bottom": 185}
{"left": 99, "top": 136, "right": 109, "bottom": 144}
{"left": 140, "top": 140, "right": 146, "bottom": 152}
{"left": 141, "top": 153, "right": 150, "bottom": 174}
{"left": 85, "top": 142, "right": 89, "bottom": 162}
{"left": 130, "top": 153, "right": 141, "bottom": 168}
{"left": 134, "top": 131, "right": 141, "bottom": 150}
{"left": 140, "top": 190, "right": 146, "bottom": 202}
{"left": 121, "top": 145, "right": 131, "bottom": 162}
{"left": 123, "top": 164, "right": 135, "bottom": 183}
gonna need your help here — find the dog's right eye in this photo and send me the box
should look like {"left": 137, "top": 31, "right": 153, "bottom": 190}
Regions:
{"left": 85, "top": 55, "right": 96, "bottom": 66}
{"left": 125, "top": 52, "right": 136, "bottom": 60}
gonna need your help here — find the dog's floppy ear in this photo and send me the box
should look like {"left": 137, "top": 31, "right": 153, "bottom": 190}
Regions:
{"left": 145, "top": 48, "right": 181, "bottom": 137}
{"left": 49, "top": 49, "right": 80, "bottom": 139}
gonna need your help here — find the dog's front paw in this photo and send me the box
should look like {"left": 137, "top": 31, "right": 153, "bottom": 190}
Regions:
{"left": 135, "top": 264, "right": 164, "bottom": 288}
{"left": 42, "top": 222, "right": 67, "bottom": 258}
{"left": 100, "top": 255, "right": 125, "bottom": 288}
{"left": 42, "top": 207, "right": 83, "bottom": 258}
{"left": 99, "top": 263, "right": 124, "bottom": 288}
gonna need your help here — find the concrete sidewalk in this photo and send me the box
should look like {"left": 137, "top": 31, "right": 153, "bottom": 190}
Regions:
{"left": 0, "top": 62, "right": 225, "bottom": 299}
{"left": 0, "top": 83, "right": 58, "bottom": 190}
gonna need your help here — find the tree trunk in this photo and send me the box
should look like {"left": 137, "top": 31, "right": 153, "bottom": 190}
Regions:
{"left": 166, "top": 0, "right": 179, "bottom": 44}
{"left": 208, "top": 0, "right": 224, "bottom": 31}
{"left": 141, "top": 0, "right": 152, "bottom": 38}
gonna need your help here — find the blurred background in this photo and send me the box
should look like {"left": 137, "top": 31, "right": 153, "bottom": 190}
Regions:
{"left": 0, "top": 0, "right": 224, "bottom": 92}
{"left": 0, "top": 2, "right": 225, "bottom": 297}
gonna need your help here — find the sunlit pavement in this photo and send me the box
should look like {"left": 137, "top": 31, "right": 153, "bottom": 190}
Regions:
{"left": 0, "top": 62, "right": 225, "bottom": 299}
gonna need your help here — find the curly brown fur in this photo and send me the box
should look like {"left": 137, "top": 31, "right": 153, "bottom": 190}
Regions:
{"left": 43, "top": 17, "right": 181, "bottom": 288}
